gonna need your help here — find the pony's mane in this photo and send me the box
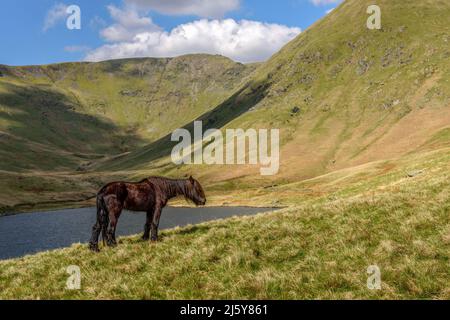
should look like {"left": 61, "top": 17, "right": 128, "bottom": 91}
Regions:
{"left": 140, "top": 176, "right": 196, "bottom": 200}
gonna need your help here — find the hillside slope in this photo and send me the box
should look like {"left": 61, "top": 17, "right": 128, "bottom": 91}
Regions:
{"left": 1, "top": 147, "right": 448, "bottom": 299}
{"left": 0, "top": 55, "right": 257, "bottom": 172}
{"left": 100, "top": 0, "right": 450, "bottom": 190}
{"left": 0, "top": 0, "right": 449, "bottom": 213}
{"left": 0, "top": 0, "right": 449, "bottom": 300}
{"left": 0, "top": 55, "right": 258, "bottom": 212}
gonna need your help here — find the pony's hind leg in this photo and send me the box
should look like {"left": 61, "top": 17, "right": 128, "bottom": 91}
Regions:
{"left": 106, "top": 201, "right": 122, "bottom": 247}
{"left": 89, "top": 196, "right": 104, "bottom": 252}
{"left": 101, "top": 209, "right": 109, "bottom": 246}
{"left": 89, "top": 221, "right": 101, "bottom": 252}
{"left": 106, "top": 217, "right": 118, "bottom": 246}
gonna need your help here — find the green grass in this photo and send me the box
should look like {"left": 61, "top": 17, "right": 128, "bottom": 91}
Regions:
{"left": 0, "top": 0, "right": 449, "bottom": 299}
{"left": 0, "top": 148, "right": 448, "bottom": 299}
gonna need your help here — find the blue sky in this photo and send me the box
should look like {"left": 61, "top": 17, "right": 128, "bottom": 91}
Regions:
{"left": 0, "top": 0, "right": 340, "bottom": 66}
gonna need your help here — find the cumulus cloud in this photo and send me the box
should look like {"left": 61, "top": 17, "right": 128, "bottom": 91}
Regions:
{"left": 310, "top": 0, "right": 341, "bottom": 6}
{"left": 125, "top": 0, "right": 240, "bottom": 18}
{"left": 43, "top": 3, "right": 68, "bottom": 31}
{"left": 85, "top": 18, "right": 300, "bottom": 63}
{"left": 100, "top": 5, "right": 160, "bottom": 42}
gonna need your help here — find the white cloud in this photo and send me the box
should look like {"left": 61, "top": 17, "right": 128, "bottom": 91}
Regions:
{"left": 326, "top": 8, "right": 335, "bottom": 14}
{"left": 89, "top": 16, "right": 107, "bottom": 30}
{"left": 43, "top": 3, "right": 68, "bottom": 31}
{"left": 100, "top": 5, "right": 160, "bottom": 42}
{"left": 86, "top": 18, "right": 300, "bottom": 63}
{"left": 310, "top": 0, "right": 341, "bottom": 6}
{"left": 125, "top": 0, "right": 240, "bottom": 18}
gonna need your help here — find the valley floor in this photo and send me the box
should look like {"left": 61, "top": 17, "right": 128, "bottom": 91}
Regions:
{"left": 0, "top": 148, "right": 449, "bottom": 299}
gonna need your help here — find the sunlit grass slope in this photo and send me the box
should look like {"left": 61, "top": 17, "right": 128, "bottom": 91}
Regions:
{"left": 0, "top": 147, "right": 448, "bottom": 299}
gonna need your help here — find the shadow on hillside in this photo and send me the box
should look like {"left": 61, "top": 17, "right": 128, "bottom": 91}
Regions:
{"left": 103, "top": 77, "right": 272, "bottom": 170}
{"left": 0, "top": 81, "right": 146, "bottom": 171}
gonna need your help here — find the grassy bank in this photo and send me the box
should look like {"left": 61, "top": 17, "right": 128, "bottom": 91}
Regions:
{"left": 1, "top": 148, "right": 448, "bottom": 299}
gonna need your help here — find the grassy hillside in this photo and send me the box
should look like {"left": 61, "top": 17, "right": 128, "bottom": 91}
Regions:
{"left": 0, "top": 0, "right": 449, "bottom": 300}
{"left": 1, "top": 147, "right": 448, "bottom": 299}
{"left": 98, "top": 0, "right": 449, "bottom": 188}
{"left": 0, "top": 54, "right": 256, "bottom": 172}
{"left": 1, "top": 0, "right": 449, "bottom": 213}
{"left": 0, "top": 55, "right": 257, "bottom": 212}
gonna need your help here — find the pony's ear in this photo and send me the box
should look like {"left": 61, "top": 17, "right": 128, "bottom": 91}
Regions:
{"left": 189, "top": 175, "right": 194, "bottom": 182}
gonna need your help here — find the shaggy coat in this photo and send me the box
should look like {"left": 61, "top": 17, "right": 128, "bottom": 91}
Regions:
{"left": 89, "top": 176, "right": 206, "bottom": 251}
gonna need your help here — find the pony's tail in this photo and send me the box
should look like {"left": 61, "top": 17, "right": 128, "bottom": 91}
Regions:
{"left": 96, "top": 192, "right": 109, "bottom": 246}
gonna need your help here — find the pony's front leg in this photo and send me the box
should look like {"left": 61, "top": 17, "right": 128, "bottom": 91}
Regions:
{"left": 142, "top": 208, "right": 154, "bottom": 241}
{"left": 150, "top": 206, "right": 162, "bottom": 242}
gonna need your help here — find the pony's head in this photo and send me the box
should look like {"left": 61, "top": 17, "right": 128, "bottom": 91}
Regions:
{"left": 185, "top": 176, "right": 206, "bottom": 206}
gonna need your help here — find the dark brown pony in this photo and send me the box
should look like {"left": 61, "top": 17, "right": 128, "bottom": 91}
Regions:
{"left": 89, "top": 176, "right": 206, "bottom": 252}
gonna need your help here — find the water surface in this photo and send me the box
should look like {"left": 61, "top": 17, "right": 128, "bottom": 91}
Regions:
{"left": 0, "top": 206, "right": 275, "bottom": 260}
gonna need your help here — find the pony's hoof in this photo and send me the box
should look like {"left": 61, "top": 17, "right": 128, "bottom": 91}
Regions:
{"left": 89, "top": 243, "right": 100, "bottom": 252}
{"left": 106, "top": 240, "right": 117, "bottom": 247}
